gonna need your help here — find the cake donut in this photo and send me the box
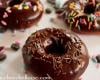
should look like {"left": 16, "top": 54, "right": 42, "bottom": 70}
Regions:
{"left": 22, "top": 28, "right": 89, "bottom": 80}
{"left": 55, "top": 0, "right": 100, "bottom": 33}
{"left": 0, "top": 0, "right": 43, "bottom": 31}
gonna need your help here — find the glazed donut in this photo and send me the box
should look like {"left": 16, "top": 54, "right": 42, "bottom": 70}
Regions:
{"left": 0, "top": 0, "right": 43, "bottom": 31}
{"left": 22, "top": 28, "right": 89, "bottom": 80}
{"left": 56, "top": 0, "right": 100, "bottom": 33}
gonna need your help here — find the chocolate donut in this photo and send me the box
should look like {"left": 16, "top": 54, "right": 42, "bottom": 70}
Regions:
{"left": 55, "top": 0, "right": 100, "bottom": 34}
{"left": 0, "top": 0, "right": 43, "bottom": 31}
{"left": 22, "top": 28, "right": 89, "bottom": 80}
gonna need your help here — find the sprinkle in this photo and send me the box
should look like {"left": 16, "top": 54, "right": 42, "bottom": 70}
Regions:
{"left": 78, "top": 25, "right": 81, "bottom": 31}
{"left": 73, "top": 12, "right": 77, "bottom": 17}
{"left": 18, "top": 5, "right": 23, "bottom": 10}
{"left": 88, "top": 22, "right": 92, "bottom": 30}
{"left": 33, "top": 6, "right": 37, "bottom": 12}
{"left": 80, "top": 19, "right": 87, "bottom": 25}
{"left": 26, "top": 2, "right": 32, "bottom": 7}
{"left": 65, "top": 58, "right": 71, "bottom": 63}
{"left": 0, "top": 2, "right": 2, "bottom": 6}
{"left": 6, "top": 7, "right": 12, "bottom": 13}
{"left": 14, "top": 5, "right": 19, "bottom": 9}
{"left": 74, "top": 65, "right": 81, "bottom": 72}
{"left": 3, "top": 12, "right": 8, "bottom": 18}
{"left": 23, "top": 5, "right": 29, "bottom": 10}
{"left": 71, "top": 11, "right": 74, "bottom": 16}
{"left": 75, "top": 20, "right": 79, "bottom": 28}
{"left": 66, "top": 42, "right": 71, "bottom": 50}
{"left": 83, "top": 19, "right": 87, "bottom": 25}
{"left": 70, "top": 22, "right": 73, "bottom": 29}
{"left": 24, "top": 6, "right": 29, "bottom": 10}
{"left": 70, "top": 71, "right": 73, "bottom": 75}
{"left": 87, "top": 16, "right": 90, "bottom": 21}
{"left": 69, "top": 2, "right": 76, "bottom": 9}
{"left": 1, "top": 20, "right": 7, "bottom": 26}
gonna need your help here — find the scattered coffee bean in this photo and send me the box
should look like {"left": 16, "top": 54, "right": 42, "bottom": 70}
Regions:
{"left": 11, "top": 43, "right": 20, "bottom": 51}
{"left": 0, "top": 27, "right": 6, "bottom": 33}
{"left": 45, "top": 8, "right": 52, "bottom": 14}
{"left": 0, "top": 53, "right": 6, "bottom": 61}
{"left": 96, "top": 55, "right": 100, "bottom": 63}
{"left": 91, "top": 55, "right": 100, "bottom": 63}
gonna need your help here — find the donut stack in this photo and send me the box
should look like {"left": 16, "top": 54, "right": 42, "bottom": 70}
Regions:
{"left": 0, "top": 0, "right": 43, "bottom": 31}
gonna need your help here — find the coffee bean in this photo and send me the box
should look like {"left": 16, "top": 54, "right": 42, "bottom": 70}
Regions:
{"left": 0, "top": 54, "right": 6, "bottom": 61}
{"left": 45, "top": 8, "right": 52, "bottom": 14}
{"left": 11, "top": 43, "right": 20, "bottom": 51}
{"left": 96, "top": 55, "right": 100, "bottom": 63}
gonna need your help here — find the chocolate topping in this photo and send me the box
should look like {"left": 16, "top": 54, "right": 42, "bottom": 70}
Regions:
{"left": 22, "top": 28, "right": 89, "bottom": 80}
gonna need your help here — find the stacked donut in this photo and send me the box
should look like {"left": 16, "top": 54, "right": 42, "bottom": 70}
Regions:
{"left": 0, "top": 0, "right": 43, "bottom": 31}
{"left": 56, "top": 0, "right": 100, "bottom": 33}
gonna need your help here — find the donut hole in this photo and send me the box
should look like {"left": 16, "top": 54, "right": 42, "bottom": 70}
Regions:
{"left": 9, "top": 0, "right": 23, "bottom": 7}
{"left": 44, "top": 37, "right": 68, "bottom": 56}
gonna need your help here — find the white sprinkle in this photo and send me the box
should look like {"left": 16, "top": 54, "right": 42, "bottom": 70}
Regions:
{"left": 66, "top": 34, "right": 70, "bottom": 37}
{"left": 74, "top": 65, "right": 81, "bottom": 72}
{"left": 33, "top": 6, "right": 37, "bottom": 12}
{"left": 3, "top": 12, "right": 8, "bottom": 18}
{"left": 70, "top": 71, "right": 73, "bottom": 75}
{"left": 0, "top": 2, "right": 2, "bottom": 6}
{"left": 6, "top": 7, "right": 12, "bottom": 13}
{"left": 18, "top": 4, "right": 23, "bottom": 10}
{"left": 43, "top": 39, "right": 52, "bottom": 47}
{"left": 81, "top": 61, "right": 85, "bottom": 68}
{"left": 1, "top": 20, "right": 7, "bottom": 26}
{"left": 26, "top": 2, "right": 32, "bottom": 7}
{"left": 47, "top": 74, "right": 53, "bottom": 80}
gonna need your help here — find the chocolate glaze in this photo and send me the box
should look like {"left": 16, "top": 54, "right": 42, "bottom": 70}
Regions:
{"left": 0, "top": 0, "right": 43, "bottom": 30}
{"left": 22, "top": 28, "right": 89, "bottom": 80}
